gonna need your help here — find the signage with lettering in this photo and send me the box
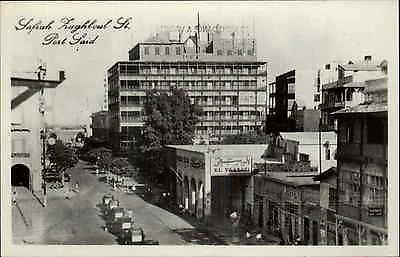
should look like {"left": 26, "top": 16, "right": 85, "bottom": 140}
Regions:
{"left": 11, "top": 152, "right": 30, "bottom": 158}
{"left": 368, "top": 207, "right": 384, "bottom": 217}
{"left": 211, "top": 156, "right": 252, "bottom": 176}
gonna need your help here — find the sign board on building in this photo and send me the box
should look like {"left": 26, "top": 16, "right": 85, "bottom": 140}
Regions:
{"left": 211, "top": 156, "right": 252, "bottom": 176}
{"left": 368, "top": 207, "right": 384, "bottom": 217}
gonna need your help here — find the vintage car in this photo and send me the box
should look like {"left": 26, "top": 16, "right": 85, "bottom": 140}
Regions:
{"left": 108, "top": 216, "right": 134, "bottom": 235}
{"left": 118, "top": 227, "right": 159, "bottom": 245}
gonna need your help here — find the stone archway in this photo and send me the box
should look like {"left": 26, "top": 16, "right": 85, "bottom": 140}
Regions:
{"left": 11, "top": 164, "right": 30, "bottom": 189}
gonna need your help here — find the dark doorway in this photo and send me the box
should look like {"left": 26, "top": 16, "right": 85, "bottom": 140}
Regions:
{"left": 258, "top": 200, "right": 264, "bottom": 228}
{"left": 11, "top": 164, "right": 30, "bottom": 189}
{"left": 303, "top": 217, "right": 310, "bottom": 244}
{"left": 312, "top": 220, "right": 319, "bottom": 245}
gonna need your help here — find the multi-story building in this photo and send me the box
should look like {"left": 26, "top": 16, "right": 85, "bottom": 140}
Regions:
{"left": 266, "top": 69, "right": 296, "bottom": 132}
{"left": 332, "top": 76, "right": 388, "bottom": 245}
{"left": 11, "top": 71, "right": 64, "bottom": 193}
{"left": 314, "top": 56, "right": 385, "bottom": 131}
{"left": 91, "top": 111, "right": 110, "bottom": 143}
{"left": 107, "top": 30, "right": 267, "bottom": 152}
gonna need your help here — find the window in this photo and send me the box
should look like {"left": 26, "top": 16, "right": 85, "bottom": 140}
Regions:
{"left": 367, "top": 118, "right": 385, "bottom": 144}
{"left": 217, "top": 49, "right": 223, "bottom": 56}
{"left": 176, "top": 47, "right": 181, "bottom": 55}
{"left": 238, "top": 49, "right": 243, "bottom": 56}
{"left": 155, "top": 47, "right": 160, "bottom": 55}
{"left": 165, "top": 47, "right": 170, "bottom": 55}
{"left": 227, "top": 50, "right": 233, "bottom": 55}
{"left": 144, "top": 47, "right": 150, "bottom": 55}
{"left": 247, "top": 49, "right": 254, "bottom": 56}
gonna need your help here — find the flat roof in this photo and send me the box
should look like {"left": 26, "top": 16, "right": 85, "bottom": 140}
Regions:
{"left": 332, "top": 102, "right": 387, "bottom": 115}
{"left": 339, "top": 64, "right": 380, "bottom": 71}
{"left": 256, "top": 171, "right": 320, "bottom": 186}
{"left": 280, "top": 132, "right": 337, "bottom": 145}
{"left": 167, "top": 144, "right": 269, "bottom": 163}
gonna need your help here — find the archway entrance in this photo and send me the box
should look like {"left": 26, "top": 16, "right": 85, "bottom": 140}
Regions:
{"left": 11, "top": 164, "right": 30, "bottom": 189}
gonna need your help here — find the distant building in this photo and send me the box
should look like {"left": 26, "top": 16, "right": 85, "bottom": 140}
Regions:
{"left": 47, "top": 125, "right": 86, "bottom": 144}
{"left": 108, "top": 28, "right": 268, "bottom": 152}
{"left": 331, "top": 76, "right": 388, "bottom": 245}
{"left": 292, "top": 108, "right": 320, "bottom": 132}
{"left": 11, "top": 71, "right": 64, "bottom": 192}
{"left": 280, "top": 132, "right": 337, "bottom": 174}
{"left": 314, "top": 56, "right": 386, "bottom": 131}
{"left": 91, "top": 111, "right": 110, "bottom": 142}
{"left": 266, "top": 70, "right": 296, "bottom": 132}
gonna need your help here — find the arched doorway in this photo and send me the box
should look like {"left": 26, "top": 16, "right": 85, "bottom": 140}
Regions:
{"left": 11, "top": 164, "right": 30, "bottom": 189}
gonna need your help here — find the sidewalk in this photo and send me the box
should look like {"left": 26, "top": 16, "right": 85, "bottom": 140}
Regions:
{"left": 139, "top": 178, "right": 282, "bottom": 245}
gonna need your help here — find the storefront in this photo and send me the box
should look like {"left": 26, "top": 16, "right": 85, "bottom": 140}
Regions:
{"left": 166, "top": 144, "right": 267, "bottom": 223}
{"left": 253, "top": 172, "right": 321, "bottom": 244}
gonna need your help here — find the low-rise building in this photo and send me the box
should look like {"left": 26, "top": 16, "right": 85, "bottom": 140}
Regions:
{"left": 166, "top": 144, "right": 269, "bottom": 224}
{"left": 253, "top": 171, "right": 320, "bottom": 245}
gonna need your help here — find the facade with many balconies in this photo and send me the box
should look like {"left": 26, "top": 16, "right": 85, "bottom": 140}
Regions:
{"left": 108, "top": 32, "right": 267, "bottom": 152}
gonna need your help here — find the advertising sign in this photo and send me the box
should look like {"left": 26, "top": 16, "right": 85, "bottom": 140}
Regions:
{"left": 211, "top": 156, "right": 252, "bottom": 176}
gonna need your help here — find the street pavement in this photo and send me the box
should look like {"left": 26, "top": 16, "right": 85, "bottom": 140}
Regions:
{"left": 12, "top": 160, "right": 193, "bottom": 245}
{"left": 12, "top": 159, "right": 281, "bottom": 245}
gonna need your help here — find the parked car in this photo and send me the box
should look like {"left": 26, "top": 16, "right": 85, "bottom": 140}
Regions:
{"left": 118, "top": 227, "right": 159, "bottom": 245}
{"left": 130, "top": 184, "right": 152, "bottom": 198}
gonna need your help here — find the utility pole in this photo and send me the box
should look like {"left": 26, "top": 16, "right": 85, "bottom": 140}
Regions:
{"left": 38, "top": 63, "right": 47, "bottom": 207}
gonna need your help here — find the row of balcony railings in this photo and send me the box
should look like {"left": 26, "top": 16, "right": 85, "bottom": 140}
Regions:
{"left": 120, "top": 117, "right": 145, "bottom": 122}
{"left": 199, "top": 115, "right": 263, "bottom": 121}
{"left": 118, "top": 67, "right": 265, "bottom": 76}
{"left": 119, "top": 84, "right": 264, "bottom": 91}
{"left": 195, "top": 129, "right": 258, "bottom": 136}
{"left": 119, "top": 101, "right": 266, "bottom": 107}
{"left": 119, "top": 115, "right": 264, "bottom": 122}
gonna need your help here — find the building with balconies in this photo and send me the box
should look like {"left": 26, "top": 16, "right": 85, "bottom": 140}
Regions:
{"left": 331, "top": 76, "right": 388, "bottom": 245}
{"left": 315, "top": 56, "right": 386, "bottom": 131}
{"left": 107, "top": 30, "right": 267, "bottom": 152}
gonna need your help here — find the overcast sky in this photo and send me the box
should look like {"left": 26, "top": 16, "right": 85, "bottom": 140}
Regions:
{"left": 4, "top": 1, "right": 397, "bottom": 126}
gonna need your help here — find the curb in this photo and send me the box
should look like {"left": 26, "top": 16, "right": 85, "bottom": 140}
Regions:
{"left": 15, "top": 202, "right": 31, "bottom": 227}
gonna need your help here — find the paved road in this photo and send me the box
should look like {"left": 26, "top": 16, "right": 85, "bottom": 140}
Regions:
{"left": 12, "top": 161, "right": 192, "bottom": 245}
